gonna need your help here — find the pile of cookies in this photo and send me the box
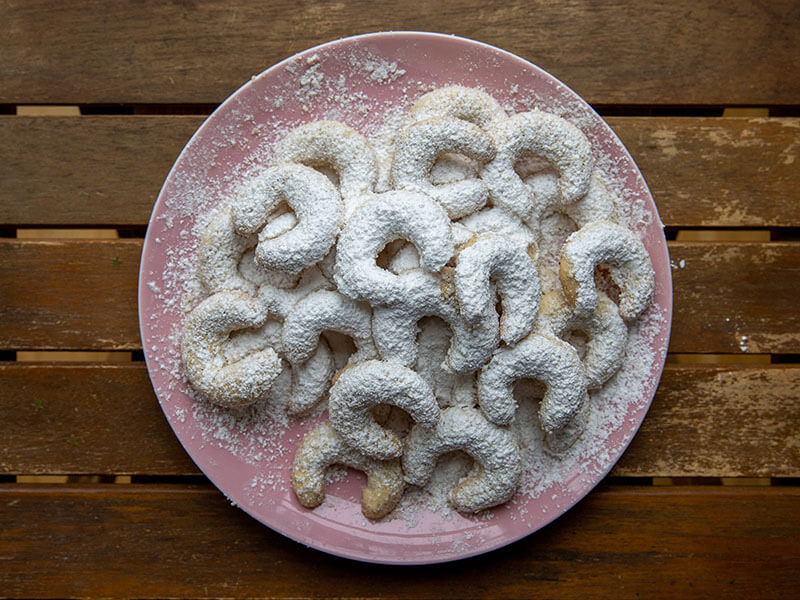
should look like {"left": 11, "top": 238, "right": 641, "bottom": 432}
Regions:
{"left": 181, "top": 86, "right": 655, "bottom": 518}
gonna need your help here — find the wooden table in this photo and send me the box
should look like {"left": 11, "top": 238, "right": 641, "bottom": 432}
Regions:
{"left": 2, "top": 2, "right": 799, "bottom": 597}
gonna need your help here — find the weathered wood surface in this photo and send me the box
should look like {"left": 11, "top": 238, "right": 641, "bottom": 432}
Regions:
{"left": 0, "top": 240, "right": 142, "bottom": 350}
{"left": 2, "top": 116, "right": 799, "bottom": 228}
{"left": 1, "top": 363, "right": 798, "bottom": 478}
{"left": 2, "top": 239, "right": 798, "bottom": 353}
{"left": 0, "top": 484, "right": 797, "bottom": 599}
{"left": 2, "top": 1, "right": 798, "bottom": 105}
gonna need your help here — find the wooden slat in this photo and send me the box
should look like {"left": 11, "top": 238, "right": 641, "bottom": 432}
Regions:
{"left": 2, "top": 116, "right": 800, "bottom": 227}
{"left": 611, "top": 117, "right": 800, "bottom": 227}
{"left": 612, "top": 365, "right": 800, "bottom": 477}
{"left": 0, "top": 484, "right": 797, "bottom": 598}
{"left": 0, "top": 364, "right": 196, "bottom": 475}
{"left": 668, "top": 242, "right": 800, "bottom": 354}
{"left": 0, "top": 116, "right": 201, "bottom": 227}
{"left": 2, "top": 1, "right": 798, "bottom": 105}
{"left": 2, "top": 363, "right": 798, "bottom": 478}
{"left": 2, "top": 239, "right": 799, "bottom": 353}
{"left": 0, "top": 240, "right": 141, "bottom": 351}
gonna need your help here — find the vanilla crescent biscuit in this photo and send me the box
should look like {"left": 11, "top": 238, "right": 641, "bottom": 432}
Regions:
{"left": 526, "top": 171, "right": 618, "bottom": 236}
{"left": 458, "top": 206, "right": 536, "bottom": 250}
{"left": 410, "top": 85, "right": 508, "bottom": 129}
{"left": 231, "top": 164, "right": 343, "bottom": 275}
{"left": 559, "top": 220, "right": 655, "bottom": 320}
{"left": 328, "top": 359, "right": 440, "bottom": 460}
{"left": 282, "top": 289, "right": 376, "bottom": 365}
{"left": 372, "top": 268, "right": 500, "bottom": 373}
{"left": 256, "top": 265, "right": 332, "bottom": 320}
{"left": 286, "top": 337, "right": 335, "bottom": 416}
{"left": 273, "top": 120, "right": 377, "bottom": 219}
{"left": 197, "top": 206, "right": 257, "bottom": 296}
{"left": 386, "top": 223, "right": 474, "bottom": 276}
{"left": 538, "top": 289, "right": 628, "bottom": 390}
{"left": 391, "top": 117, "right": 496, "bottom": 219}
{"left": 403, "top": 406, "right": 521, "bottom": 513}
{"left": 238, "top": 247, "right": 301, "bottom": 291}
{"left": 481, "top": 110, "right": 594, "bottom": 220}
{"left": 181, "top": 291, "right": 282, "bottom": 408}
{"left": 414, "top": 317, "right": 477, "bottom": 409}
{"left": 454, "top": 235, "right": 541, "bottom": 345}
{"left": 334, "top": 191, "right": 453, "bottom": 306}
{"left": 291, "top": 422, "right": 405, "bottom": 520}
{"left": 478, "top": 333, "right": 588, "bottom": 433}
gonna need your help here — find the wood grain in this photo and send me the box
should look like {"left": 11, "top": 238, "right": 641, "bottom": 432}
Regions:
{"left": 0, "top": 484, "right": 797, "bottom": 598}
{"left": 2, "top": 239, "right": 799, "bottom": 353}
{"left": 2, "top": 1, "right": 798, "bottom": 105}
{"left": 2, "top": 116, "right": 800, "bottom": 228}
{"left": 668, "top": 242, "right": 800, "bottom": 354}
{"left": 0, "top": 116, "right": 200, "bottom": 227}
{"left": 611, "top": 117, "right": 800, "bottom": 227}
{"left": 0, "top": 240, "right": 142, "bottom": 351}
{"left": 2, "top": 363, "right": 798, "bottom": 478}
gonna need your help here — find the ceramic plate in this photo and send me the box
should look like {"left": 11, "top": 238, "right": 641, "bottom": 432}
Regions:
{"left": 139, "top": 32, "right": 672, "bottom": 564}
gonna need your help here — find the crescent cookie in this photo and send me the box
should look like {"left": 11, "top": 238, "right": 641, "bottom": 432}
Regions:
{"left": 291, "top": 422, "right": 405, "bottom": 520}
{"left": 197, "top": 206, "right": 257, "bottom": 296}
{"left": 454, "top": 235, "right": 541, "bottom": 345}
{"left": 328, "top": 360, "right": 439, "bottom": 460}
{"left": 231, "top": 164, "right": 343, "bottom": 274}
{"left": 458, "top": 206, "right": 536, "bottom": 251}
{"left": 334, "top": 191, "right": 454, "bottom": 306}
{"left": 559, "top": 220, "right": 655, "bottom": 320}
{"left": 372, "top": 268, "right": 500, "bottom": 373}
{"left": 403, "top": 407, "right": 521, "bottom": 513}
{"left": 286, "top": 337, "right": 335, "bottom": 416}
{"left": 410, "top": 85, "right": 508, "bottom": 129}
{"left": 256, "top": 265, "right": 332, "bottom": 321}
{"left": 281, "top": 289, "right": 376, "bottom": 365}
{"left": 181, "top": 291, "right": 282, "bottom": 408}
{"left": 414, "top": 317, "right": 477, "bottom": 409}
{"left": 391, "top": 117, "right": 496, "bottom": 219}
{"left": 527, "top": 171, "right": 618, "bottom": 235}
{"left": 272, "top": 120, "right": 377, "bottom": 219}
{"left": 478, "top": 333, "right": 588, "bottom": 433}
{"left": 538, "top": 289, "right": 628, "bottom": 390}
{"left": 481, "top": 110, "right": 594, "bottom": 220}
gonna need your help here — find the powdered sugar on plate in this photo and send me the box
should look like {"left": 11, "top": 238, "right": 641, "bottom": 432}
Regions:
{"left": 139, "top": 32, "right": 671, "bottom": 564}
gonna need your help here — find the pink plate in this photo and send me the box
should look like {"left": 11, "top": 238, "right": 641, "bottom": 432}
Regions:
{"left": 139, "top": 32, "right": 672, "bottom": 565}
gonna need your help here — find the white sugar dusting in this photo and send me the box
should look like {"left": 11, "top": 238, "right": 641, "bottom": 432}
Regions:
{"left": 142, "top": 47, "right": 668, "bottom": 538}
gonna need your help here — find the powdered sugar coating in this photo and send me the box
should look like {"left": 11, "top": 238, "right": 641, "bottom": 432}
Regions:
{"left": 334, "top": 190, "right": 454, "bottom": 306}
{"left": 410, "top": 85, "right": 508, "bottom": 129}
{"left": 328, "top": 360, "right": 440, "bottom": 460}
{"left": 478, "top": 333, "right": 588, "bottom": 432}
{"left": 292, "top": 421, "right": 405, "bottom": 519}
{"left": 371, "top": 268, "right": 499, "bottom": 373}
{"left": 231, "top": 164, "right": 343, "bottom": 274}
{"left": 538, "top": 288, "right": 628, "bottom": 390}
{"left": 391, "top": 116, "right": 496, "bottom": 219}
{"left": 181, "top": 291, "right": 282, "bottom": 408}
{"left": 197, "top": 207, "right": 257, "bottom": 296}
{"left": 560, "top": 220, "right": 655, "bottom": 320}
{"left": 273, "top": 120, "right": 377, "bottom": 219}
{"left": 482, "top": 110, "right": 594, "bottom": 221}
{"left": 454, "top": 235, "right": 541, "bottom": 344}
{"left": 403, "top": 407, "right": 521, "bottom": 513}
{"left": 282, "top": 289, "right": 376, "bottom": 364}
{"left": 286, "top": 337, "right": 335, "bottom": 416}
